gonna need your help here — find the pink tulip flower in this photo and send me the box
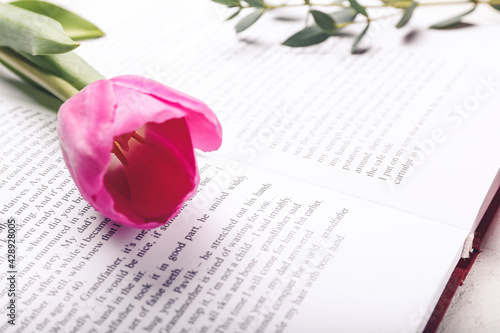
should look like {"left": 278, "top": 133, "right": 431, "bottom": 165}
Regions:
{"left": 57, "top": 75, "right": 222, "bottom": 229}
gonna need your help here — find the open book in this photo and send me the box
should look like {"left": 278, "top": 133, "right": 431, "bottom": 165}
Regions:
{"left": 1, "top": 1, "right": 499, "bottom": 332}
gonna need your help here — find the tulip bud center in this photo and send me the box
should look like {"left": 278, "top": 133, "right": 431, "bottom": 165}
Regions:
{"left": 111, "top": 131, "right": 146, "bottom": 166}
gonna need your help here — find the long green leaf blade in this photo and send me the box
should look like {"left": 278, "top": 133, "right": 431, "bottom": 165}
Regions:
{"left": 0, "top": 3, "right": 79, "bottom": 55}
{"left": 282, "top": 25, "right": 330, "bottom": 47}
{"left": 396, "top": 2, "right": 418, "bottom": 29}
{"left": 20, "top": 52, "right": 105, "bottom": 90}
{"left": 235, "top": 9, "right": 264, "bottom": 33}
{"left": 10, "top": 0, "right": 104, "bottom": 41}
{"left": 430, "top": 5, "right": 476, "bottom": 29}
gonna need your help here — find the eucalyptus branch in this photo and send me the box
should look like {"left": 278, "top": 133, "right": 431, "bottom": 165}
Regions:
{"left": 212, "top": 0, "right": 500, "bottom": 53}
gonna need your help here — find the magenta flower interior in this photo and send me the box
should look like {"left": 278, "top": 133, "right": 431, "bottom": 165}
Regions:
{"left": 104, "top": 119, "right": 197, "bottom": 224}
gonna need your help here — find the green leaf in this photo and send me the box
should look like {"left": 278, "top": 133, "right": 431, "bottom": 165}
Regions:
{"left": 212, "top": 0, "right": 241, "bottom": 7}
{"left": 282, "top": 25, "right": 330, "bottom": 47}
{"left": 10, "top": 0, "right": 104, "bottom": 41}
{"left": 396, "top": 2, "right": 418, "bottom": 28}
{"left": 311, "top": 10, "right": 337, "bottom": 34}
{"left": 282, "top": 9, "right": 356, "bottom": 47}
{"left": 430, "top": 5, "right": 476, "bottom": 29}
{"left": 244, "top": 0, "right": 266, "bottom": 8}
{"left": 0, "top": 3, "right": 79, "bottom": 55}
{"left": 348, "top": 0, "right": 368, "bottom": 17}
{"left": 330, "top": 8, "right": 357, "bottom": 23}
{"left": 226, "top": 8, "right": 242, "bottom": 20}
{"left": 351, "top": 23, "right": 370, "bottom": 54}
{"left": 235, "top": 9, "right": 265, "bottom": 33}
{"left": 490, "top": 3, "right": 500, "bottom": 11}
{"left": 19, "top": 51, "right": 105, "bottom": 90}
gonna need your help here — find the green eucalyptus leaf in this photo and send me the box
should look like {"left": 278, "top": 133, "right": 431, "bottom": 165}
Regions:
{"left": 245, "top": 0, "right": 266, "bottom": 8}
{"left": 0, "top": 3, "right": 79, "bottom": 55}
{"left": 311, "top": 10, "right": 337, "bottom": 34}
{"left": 226, "top": 8, "right": 242, "bottom": 20}
{"left": 396, "top": 2, "right": 418, "bottom": 28}
{"left": 430, "top": 5, "right": 476, "bottom": 29}
{"left": 282, "top": 9, "right": 356, "bottom": 47}
{"left": 330, "top": 8, "right": 357, "bottom": 23}
{"left": 490, "top": 3, "right": 500, "bottom": 11}
{"left": 212, "top": 0, "right": 241, "bottom": 7}
{"left": 235, "top": 9, "right": 265, "bottom": 33}
{"left": 351, "top": 23, "right": 370, "bottom": 54}
{"left": 348, "top": 0, "right": 368, "bottom": 17}
{"left": 282, "top": 25, "right": 330, "bottom": 47}
{"left": 10, "top": 0, "right": 104, "bottom": 41}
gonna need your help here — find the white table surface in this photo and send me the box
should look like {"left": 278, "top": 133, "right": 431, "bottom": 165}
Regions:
{"left": 438, "top": 206, "right": 500, "bottom": 333}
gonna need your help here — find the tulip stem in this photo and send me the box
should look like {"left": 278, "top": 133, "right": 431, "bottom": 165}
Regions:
{"left": 19, "top": 51, "right": 105, "bottom": 91}
{"left": 0, "top": 46, "right": 105, "bottom": 102}
{"left": 0, "top": 46, "right": 79, "bottom": 101}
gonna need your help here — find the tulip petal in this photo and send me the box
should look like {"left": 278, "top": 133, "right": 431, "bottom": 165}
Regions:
{"left": 57, "top": 79, "right": 116, "bottom": 198}
{"left": 110, "top": 75, "right": 223, "bottom": 152}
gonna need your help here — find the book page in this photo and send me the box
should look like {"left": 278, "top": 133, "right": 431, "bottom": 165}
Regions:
{"left": 0, "top": 97, "right": 467, "bottom": 332}
{"left": 210, "top": 47, "right": 500, "bottom": 231}
{"left": 72, "top": 0, "right": 500, "bottom": 232}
